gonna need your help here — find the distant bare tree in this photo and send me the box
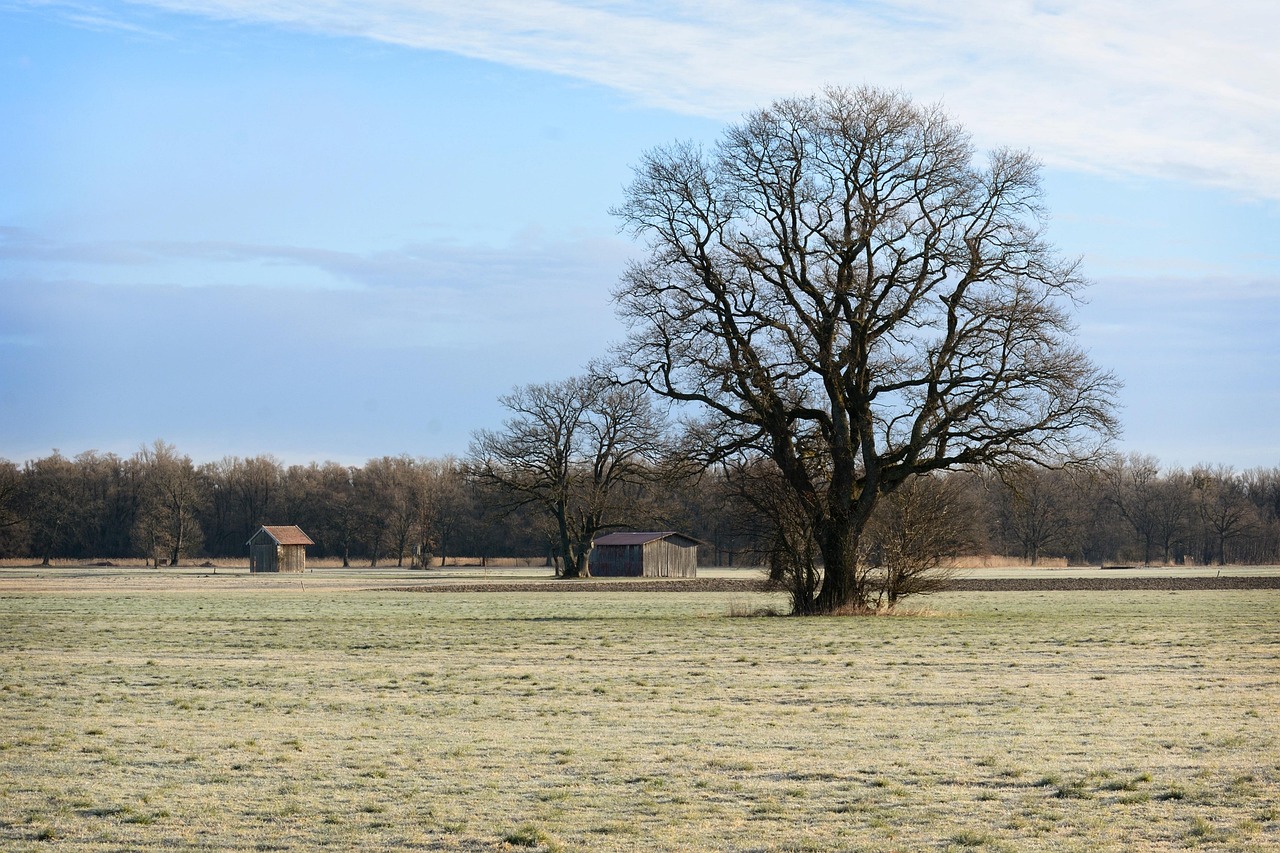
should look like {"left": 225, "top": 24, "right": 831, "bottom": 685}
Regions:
{"left": 134, "top": 441, "right": 204, "bottom": 567}
{"left": 0, "top": 461, "right": 17, "bottom": 523}
{"left": 70, "top": 451, "right": 141, "bottom": 559}
{"left": 0, "top": 460, "right": 23, "bottom": 551}
{"left": 423, "top": 457, "right": 470, "bottom": 568}
{"left": 355, "top": 458, "right": 397, "bottom": 567}
{"left": 1192, "top": 466, "right": 1259, "bottom": 565}
{"left": 21, "top": 452, "right": 83, "bottom": 565}
{"left": 469, "top": 374, "right": 669, "bottom": 578}
{"left": 613, "top": 86, "right": 1118, "bottom": 613}
{"left": 1150, "top": 469, "right": 1193, "bottom": 565}
{"left": 719, "top": 454, "right": 822, "bottom": 611}
{"left": 227, "top": 456, "right": 283, "bottom": 542}
{"left": 317, "top": 462, "right": 360, "bottom": 567}
{"left": 1105, "top": 454, "right": 1163, "bottom": 564}
{"left": 986, "top": 465, "right": 1082, "bottom": 565}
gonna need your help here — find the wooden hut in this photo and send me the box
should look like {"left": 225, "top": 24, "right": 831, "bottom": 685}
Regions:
{"left": 247, "top": 525, "right": 314, "bottom": 573}
{"left": 590, "top": 531, "right": 702, "bottom": 578}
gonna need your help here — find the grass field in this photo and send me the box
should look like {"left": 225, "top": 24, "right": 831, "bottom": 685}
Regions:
{"left": 1, "top": 573, "right": 1277, "bottom": 851}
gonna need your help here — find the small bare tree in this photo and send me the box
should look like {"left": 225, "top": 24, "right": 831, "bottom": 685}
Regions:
{"left": 720, "top": 454, "right": 822, "bottom": 614}
{"left": 861, "top": 474, "right": 978, "bottom": 608}
{"left": 469, "top": 374, "right": 669, "bottom": 578}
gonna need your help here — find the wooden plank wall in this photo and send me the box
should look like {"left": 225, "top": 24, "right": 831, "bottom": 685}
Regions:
{"left": 249, "top": 542, "right": 277, "bottom": 573}
{"left": 641, "top": 539, "right": 697, "bottom": 578}
{"left": 592, "top": 544, "right": 643, "bottom": 576}
{"left": 592, "top": 539, "right": 698, "bottom": 577}
{"left": 278, "top": 545, "right": 306, "bottom": 573}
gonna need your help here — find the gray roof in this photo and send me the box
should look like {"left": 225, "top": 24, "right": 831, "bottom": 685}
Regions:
{"left": 592, "top": 531, "right": 703, "bottom": 547}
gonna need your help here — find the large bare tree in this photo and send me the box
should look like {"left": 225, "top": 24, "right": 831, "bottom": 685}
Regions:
{"left": 468, "top": 374, "right": 669, "bottom": 578}
{"left": 613, "top": 86, "right": 1118, "bottom": 613}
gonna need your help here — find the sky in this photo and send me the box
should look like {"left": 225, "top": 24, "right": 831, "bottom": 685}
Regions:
{"left": 1, "top": 0, "right": 1277, "bottom": 471}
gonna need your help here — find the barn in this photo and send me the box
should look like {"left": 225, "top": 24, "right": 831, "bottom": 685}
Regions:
{"left": 590, "top": 531, "right": 702, "bottom": 578}
{"left": 247, "top": 525, "right": 314, "bottom": 573}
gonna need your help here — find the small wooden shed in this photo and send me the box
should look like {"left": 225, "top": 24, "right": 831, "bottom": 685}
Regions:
{"left": 590, "top": 531, "right": 702, "bottom": 578}
{"left": 247, "top": 525, "right": 314, "bottom": 573}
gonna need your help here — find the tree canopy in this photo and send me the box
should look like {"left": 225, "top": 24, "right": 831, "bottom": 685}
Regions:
{"left": 613, "top": 86, "right": 1120, "bottom": 613}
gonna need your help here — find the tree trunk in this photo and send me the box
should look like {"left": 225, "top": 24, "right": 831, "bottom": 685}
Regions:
{"left": 170, "top": 520, "right": 183, "bottom": 567}
{"left": 813, "top": 522, "right": 860, "bottom": 614}
{"left": 555, "top": 507, "right": 581, "bottom": 578}
{"left": 562, "top": 550, "right": 587, "bottom": 578}
{"left": 813, "top": 560, "right": 854, "bottom": 614}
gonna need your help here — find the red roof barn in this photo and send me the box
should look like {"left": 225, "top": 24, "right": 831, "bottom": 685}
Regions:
{"left": 247, "top": 525, "right": 314, "bottom": 573}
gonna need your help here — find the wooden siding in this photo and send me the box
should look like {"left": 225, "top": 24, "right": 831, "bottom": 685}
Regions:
{"left": 277, "top": 544, "right": 306, "bottom": 573}
{"left": 641, "top": 537, "right": 696, "bottom": 577}
{"left": 592, "top": 543, "right": 643, "bottom": 577}
{"left": 591, "top": 536, "right": 697, "bottom": 578}
{"left": 249, "top": 543, "right": 307, "bottom": 573}
{"left": 247, "top": 527, "right": 309, "bottom": 573}
{"left": 249, "top": 540, "right": 277, "bottom": 573}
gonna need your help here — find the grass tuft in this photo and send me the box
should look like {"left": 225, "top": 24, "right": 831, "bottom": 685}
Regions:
{"left": 503, "top": 823, "right": 555, "bottom": 848}
{"left": 950, "top": 828, "right": 994, "bottom": 847}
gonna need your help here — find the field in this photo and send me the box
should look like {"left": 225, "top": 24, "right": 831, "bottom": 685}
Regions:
{"left": 1, "top": 569, "right": 1277, "bottom": 851}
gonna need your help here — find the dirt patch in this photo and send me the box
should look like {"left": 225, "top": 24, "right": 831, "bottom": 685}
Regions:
{"left": 949, "top": 575, "right": 1280, "bottom": 592}
{"left": 382, "top": 578, "right": 773, "bottom": 594}
{"left": 383, "top": 575, "right": 1280, "bottom": 594}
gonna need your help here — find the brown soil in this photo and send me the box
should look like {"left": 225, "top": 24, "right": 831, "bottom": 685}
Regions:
{"left": 384, "top": 576, "right": 1280, "bottom": 594}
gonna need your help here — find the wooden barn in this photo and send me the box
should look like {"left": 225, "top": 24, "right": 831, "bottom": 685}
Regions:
{"left": 590, "top": 531, "right": 702, "bottom": 578}
{"left": 247, "top": 525, "right": 314, "bottom": 573}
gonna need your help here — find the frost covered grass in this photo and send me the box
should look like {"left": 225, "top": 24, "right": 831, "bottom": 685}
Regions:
{"left": 0, "top": 580, "right": 1277, "bottom": 851}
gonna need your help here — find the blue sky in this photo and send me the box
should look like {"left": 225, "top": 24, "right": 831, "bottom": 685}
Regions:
{"left": 1, "top": 0, "right": 1277, "bottom": 470}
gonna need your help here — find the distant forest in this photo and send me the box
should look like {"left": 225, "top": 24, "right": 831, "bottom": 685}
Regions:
{"left": 1, "top": 443, "right": 1277, "bottom": 568}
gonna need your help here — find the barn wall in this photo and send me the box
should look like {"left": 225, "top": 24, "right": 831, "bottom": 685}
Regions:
{"left": 641, "top": 539, "right": 697, "bottom": 578}
{"left": 592, "top": 543, "right": 643, "bottom": 577}
{"left": 249, "top": 540, "right": 278, "bottom": 573}
{"left": 278, "top": 545, "right": 306, "bottom": 573}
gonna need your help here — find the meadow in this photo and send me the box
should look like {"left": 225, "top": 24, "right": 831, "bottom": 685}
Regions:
{"left": 0, "top": 572, "right": 1277, "bottom": 851}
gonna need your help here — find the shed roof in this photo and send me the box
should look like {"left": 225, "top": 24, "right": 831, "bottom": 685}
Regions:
{"left": 248, "top": 525, "right": 315, "bottom": 546}
{"left": 592, "top": 531, "right": 704, "bottom": 547}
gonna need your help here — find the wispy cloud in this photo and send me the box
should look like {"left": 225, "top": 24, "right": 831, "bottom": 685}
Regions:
{"left": 22, "top": 0, "right": 1280, "bottom": 198}
{"left": 0, "top": 228, "right": 632, "bottom": 349}
{"left": 0, "top": 226, "right": 631, "bottom": 295}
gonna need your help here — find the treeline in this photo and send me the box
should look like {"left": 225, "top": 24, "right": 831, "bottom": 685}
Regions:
{"left": 0, "top": 443, "right": 1277, "bottom": 567}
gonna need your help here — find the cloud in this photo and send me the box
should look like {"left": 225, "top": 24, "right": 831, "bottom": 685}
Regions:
{"left": 0, "top": 228, "right": 633, "bottom": 348}
{"left": 2, "top": 276, "right": 624, "bottom": 460}
{"left": 23, "top": 0, "right": 1280, "bottom": 199}
{"left": 1, "top": 224, "right": 631, "bottom": 292}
